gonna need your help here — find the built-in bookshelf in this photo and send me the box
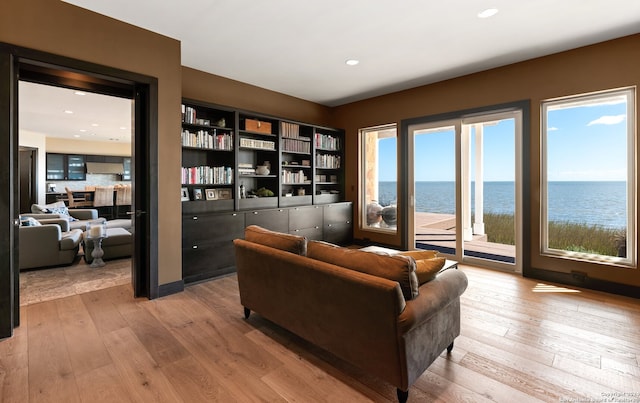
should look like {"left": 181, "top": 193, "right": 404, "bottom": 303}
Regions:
{"left": 181, "top": 99, "right": 350, "bottom": 284}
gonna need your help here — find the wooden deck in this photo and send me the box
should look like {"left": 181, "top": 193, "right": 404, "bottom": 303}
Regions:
{"left": 415, "top": 212, "right": 516, "bottom": 262}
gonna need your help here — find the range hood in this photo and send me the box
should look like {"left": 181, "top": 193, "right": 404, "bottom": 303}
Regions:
{"left": 85, "top": 162, "right": 124, "bottom": 174}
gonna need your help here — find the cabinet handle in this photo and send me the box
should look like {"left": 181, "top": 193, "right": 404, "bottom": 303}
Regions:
{"left": 192, "top": 216, "right": 198, "bottom": 220}
{"left": 232, "top": 213, "right": 237, "bottom": 216}
{"left": 192, "top": 245, "right": 198, "bottom": 249}
{"left": 253, "top": 211, "right": 258, "bottom": 215}
{"left": 328, "top": 224, "right": 333, "bottom": 227}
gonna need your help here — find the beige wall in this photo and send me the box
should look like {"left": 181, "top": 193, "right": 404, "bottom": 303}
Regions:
{"left": 182, "top": 67, "right": 333, "bottom": 126}
{"left": 333, "top": 34, "right": 640, "bottom": 287}
{"left": 2, "top": 0, "right": 182, "bottom": 285}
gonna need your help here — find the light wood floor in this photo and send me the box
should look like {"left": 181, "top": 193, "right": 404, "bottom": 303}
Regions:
{"left": 1, "top": 265, "right": 639, "bottom": 402}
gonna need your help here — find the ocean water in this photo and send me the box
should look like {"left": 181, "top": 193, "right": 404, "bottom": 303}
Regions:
{"left": 377, "top": 181, "right": 627, "bottom": 229}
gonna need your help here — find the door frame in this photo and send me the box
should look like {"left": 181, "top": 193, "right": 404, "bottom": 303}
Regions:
{"left": 400, "top": 100, "right": 530, "bottom": 270}
{"left": 0, "top": 43, "right": 159, "bottom": 338}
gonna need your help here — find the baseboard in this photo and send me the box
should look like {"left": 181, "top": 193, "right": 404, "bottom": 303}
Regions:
{"left": 524, "top": 267, "right": 640, "bottom": 299}
{"left": 158, "top": 279, "right": 184, "bottom": 298}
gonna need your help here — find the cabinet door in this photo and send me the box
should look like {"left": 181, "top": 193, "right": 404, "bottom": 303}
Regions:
{"left": 323, "top": 202, "right": 353, "bottom": 245}
{"left": 46, "top": 154, "right": 65, "bottom": 180}
{"left": 66, "top": 155, "right": 86, "bottom": 180}
{"left": 245, "top": 208, "right": 288, "bottom": 233}
{"left": 182, "top": 212, "right": 245, "bottom": 283}
{"left": 122, "top": 157, "right": 131, "bottom": 181}
{"left": 289, "top": 205, "right": 322, "bottom": 230}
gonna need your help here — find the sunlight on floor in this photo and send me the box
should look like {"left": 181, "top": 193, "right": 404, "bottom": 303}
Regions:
{"left": 532, "top": 283, "right": 581, "bottom": 293}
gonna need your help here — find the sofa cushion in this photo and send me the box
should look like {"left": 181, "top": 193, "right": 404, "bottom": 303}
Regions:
{"left": 414, "top": 257, "right": 446, "bottom": 284}
{"left": 245, "top": 225, "right": 307, "bottom": 255}
{"left": 307, "top": 240, "right": 419, "bottom": 300}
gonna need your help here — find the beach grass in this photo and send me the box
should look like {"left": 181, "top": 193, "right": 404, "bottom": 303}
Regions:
{"left": 482, "top": 213, "right": 623, "bottom": 256}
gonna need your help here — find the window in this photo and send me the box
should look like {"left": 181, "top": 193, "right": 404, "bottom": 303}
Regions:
{"left": 541, "top": 88, "right": 635, "bottom": 265}
{"left": 360, "top": 124, "right": 397, "bottom": 233}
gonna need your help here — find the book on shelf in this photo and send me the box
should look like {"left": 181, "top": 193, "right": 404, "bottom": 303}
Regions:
{"left": 181, "top": 166, "right": 234, "bottom": 185}
{"left": 282, "top": 138, "right": 310, "bottom": 153}
{"left": 181, "top": 129, "right": 233, "bottom": 150}
{"left": 314, "top": 132, "right": 340, "bottom": 150}
{"left": 315, "top": 153, "right": 341, "bottom": 169}
{"left": 280, "top": 122, "right": 300, "bottom": 138}
{"left": 240, "top": 137, "right": 275, "bottom": 150}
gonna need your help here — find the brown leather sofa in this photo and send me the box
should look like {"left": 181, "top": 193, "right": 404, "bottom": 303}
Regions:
{"left": 234, "top": 225, "right": 468, "bottom": 402}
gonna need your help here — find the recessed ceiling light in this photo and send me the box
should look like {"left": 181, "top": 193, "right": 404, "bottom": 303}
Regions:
{"left": 73, "top": 134, "right": 81, "bottom": 138}
{"left": 64, "top": 110, "right": 73, "bottom": 114}
{"left": 74, "top": 91, "right": 86, "bottom": 96}
{"left": 91, "top": 123, "right": 99, "bottom": 127}
{"left": 79, "top": 129, "right": 87, "bottom": 132}
{"left": 478, "top": 8, "right": 498, "bottom": 18}
{"left": 345, "top": 59, "right": 359, "bottom": 66}
{"left": 119, "top": 126, "right": 127, "bottom": 130}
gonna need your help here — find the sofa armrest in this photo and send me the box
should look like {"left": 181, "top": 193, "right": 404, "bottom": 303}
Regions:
{"left": 398, "top": 268, "right": 468, "bottom": 334}
{"left": 37, "top": 218, "right": 71, "bottom": 232}
{"left": 68, "top": 209, "right": 98, "bottom": 220}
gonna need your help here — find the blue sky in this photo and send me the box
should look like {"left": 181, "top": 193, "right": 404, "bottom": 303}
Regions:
{"left": 378, "top": 98, "right": 628, "bottom": 182}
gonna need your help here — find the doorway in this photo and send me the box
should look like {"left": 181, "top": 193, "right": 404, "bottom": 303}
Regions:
{"left": 404, "top": 103, "right": 526, "bottom": 272}
{"left": 18, "top": 81, "right": 134, "bottom": 306}
{"left": 1, "top": 44, "right": 158, "bottom": 338}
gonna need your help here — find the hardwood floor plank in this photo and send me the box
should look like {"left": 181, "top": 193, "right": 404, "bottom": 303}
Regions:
{"left": 101, "top": 327, "right": 183, "bottom": 403}
{"left": 161, "top": 356, "right": 236, "bottom": 402}
{"left": 116, "top": 299, "right": 191, "bottom": 367}
{"left": 552, "top": 354, "right": 640, "bottom": 393}
{"left": 0, "top": 308, "right": 29, "bottom": 403}
{"left": 80, "top": 285, "right": 130, "bottom": 334}
{"left": 55, "top": 295, "right": 112, "bottom": 376}
{"left": 74, "top": 363, "right": 133, "bottom": 403}
{"left": 413, "top": 366, "right": 496, "bottom": 403}
{"left": 26, "top": 302, "right": 81, "bottom": 403}
{"left": 427, "top": 355, "right": 545, "bottom": 403}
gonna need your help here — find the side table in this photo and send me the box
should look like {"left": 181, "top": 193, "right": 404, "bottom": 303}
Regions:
{"left": 87, "top": 235, "right": 107, "bottom": 268}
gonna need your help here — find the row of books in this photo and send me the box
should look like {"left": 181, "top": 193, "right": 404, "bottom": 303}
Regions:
{"left": 281, "top": 138, "right": 310, "bottom": 154}
{"left": 315, "top": 133, "right": 340, "bottom": 151}
{"left": 281, "top": 122, "right": 301, "bottom": 138}
{"left": 181, "top": 129, "right": 233, "bottom": 150}
{"left": 315, "top": 174, "right": 339, "bottom": 183}
{"left": 282, "top": 169, "right": 310, "bottom": 184}
{"left": 315, "top": 153, "right": 341, "bottom": 169}
{"left": 238, "top": 163, "right": 256, "bottom": 175}
{"left": 181, "top": 166, "right": 234, "bottom": 185}
{"left": 240, "top": 137, "right": 276, "bottom": 150}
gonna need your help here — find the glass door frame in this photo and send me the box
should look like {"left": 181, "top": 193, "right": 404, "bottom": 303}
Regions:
{"left": 400, "top": 101, "right": 529, "bottom": 273}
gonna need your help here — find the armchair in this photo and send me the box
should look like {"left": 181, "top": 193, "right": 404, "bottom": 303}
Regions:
{"left": 19, "top": 220, "right": 83, "bottom": 270}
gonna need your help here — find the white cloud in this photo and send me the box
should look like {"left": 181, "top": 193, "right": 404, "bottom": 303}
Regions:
{"left": 587, "top": 114, "right": 626, "bottom": 126}
{"left": 548, "top": 126, "right": 559, "bottom": 131}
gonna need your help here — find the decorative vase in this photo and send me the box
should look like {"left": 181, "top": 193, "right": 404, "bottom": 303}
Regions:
{"left": 255, "top": 165, "right": 270, "bottom": 175}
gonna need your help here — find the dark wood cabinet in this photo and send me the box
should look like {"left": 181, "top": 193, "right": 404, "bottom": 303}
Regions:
{"left": 245, "top": 208, "right": 288, "bottom": 233}
{"left": 289, "top": 205, "right": 323, "bottom": 240}
{"left": 323, "top": 203, "right": 353, "bottom": 245}
{"left": 46, "top": 153, "right": 86, "bottom": 180}
{"left": 182, "top": 212, "right": 244, "bottom": 284}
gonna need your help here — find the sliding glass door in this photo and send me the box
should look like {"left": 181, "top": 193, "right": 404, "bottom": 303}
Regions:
{"left": 408, "top": 108, "right": 523, "bottom": 271}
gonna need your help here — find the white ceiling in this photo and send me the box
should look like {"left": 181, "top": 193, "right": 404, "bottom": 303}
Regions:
{"left": 19, "top": 81, "right": 132, "bottom": 143}
{"left": 19, "top": 1, "right": 640, "bottom": 142}
{"left": 61, "top": 0, "right": 640, "bottom": 106}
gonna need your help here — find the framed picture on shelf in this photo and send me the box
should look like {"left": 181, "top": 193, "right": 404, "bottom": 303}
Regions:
{"left": 205, "top": 188, "right": 218, "bottom": 200}
{"left": 193, "top": 188, "right": 204, "bottom": 200}
{"left": 217, "top": 189, "right": 232, "bottom": 200}
{"left": 180, "top": 187, "right": 190, "bottom": 201}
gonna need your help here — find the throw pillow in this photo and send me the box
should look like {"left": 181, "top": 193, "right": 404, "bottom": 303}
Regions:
{"left": 307, "top": 240, "right": 419, "bottom": 300}
{"left": 398, "top": 250, "right": 440, "bottom": 260}
{"left": 244, "top": 225, "right": 307, "bottom": 255}
{"left": 20, "top": 216, "right": 42, "bottom": 227}
{"left": 31, "top": 201, "right": 66, "bottom": 214}
{"left": 48, "top": 206, "right": 78, "bottom": 221}
{"left": 414, "top": 257, "right": 446, "bottom": 284}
